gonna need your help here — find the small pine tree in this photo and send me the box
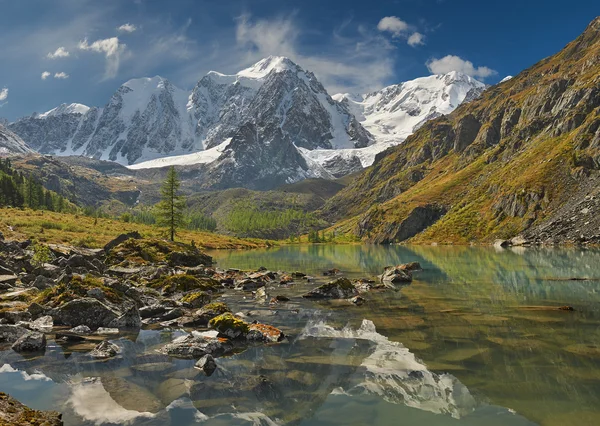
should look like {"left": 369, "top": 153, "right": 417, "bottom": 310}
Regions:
{"left": 156, "top": 166, "right": 185, "bottom": 241}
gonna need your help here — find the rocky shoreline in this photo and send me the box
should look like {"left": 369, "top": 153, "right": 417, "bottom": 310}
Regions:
{"left": 0, "top": 231, "right": 421, "bottom": 420}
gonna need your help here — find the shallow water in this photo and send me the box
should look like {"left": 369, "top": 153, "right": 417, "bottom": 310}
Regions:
{"left": 2, "top": 245, "right": 600, "bottom": 425}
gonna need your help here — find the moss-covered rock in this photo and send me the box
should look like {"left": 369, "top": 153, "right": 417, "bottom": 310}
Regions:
{"left": 106, "top": 238, "right": 213, "bottom": 267}
{"left": 208, "top": 313, "right": 250, "bottom": 339}
{"left": 150, "top": 275, "right": 221, "bottom": 296}
{"left": 181, "top": 291, "right": 211, "bottom": 308}
{"left": 302, "top": 277, "right": 358, "bottom": 299}
{"left": 0, "top": 392, "right": 62, "bottom": 425}
{"left": 178, "top": 302, "right": 231, "bottom": 327}
{"left": 33, "top": 275, "right": 123, "bottom": 308}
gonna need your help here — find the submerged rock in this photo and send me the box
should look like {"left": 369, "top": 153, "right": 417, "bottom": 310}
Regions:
{"left": 0, "top": 392, "right": 62, "bottom": 425}
{"left": 195, "top": 354, "right": 217, "bottom": 376}
{"left": 89, "top": 340, "right": 119, "bottom": 359}
{"left": 11, "top": 331, "right": 46, "bottom": 352}
{"left": 302, "top": 278, "right": 358, "bottom": 299}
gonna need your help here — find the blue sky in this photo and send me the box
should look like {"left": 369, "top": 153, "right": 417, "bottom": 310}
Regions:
{"left": 0, "top": 0, "right": 597, "bottom": 120}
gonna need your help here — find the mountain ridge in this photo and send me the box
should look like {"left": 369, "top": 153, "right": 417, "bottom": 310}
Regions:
{"left": 321, "top": 16, "right": 600, "bottom": 245}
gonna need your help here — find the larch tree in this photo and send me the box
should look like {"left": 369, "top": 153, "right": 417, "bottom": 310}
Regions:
{"left": 156, "top": 166, "right": 186, "bottom": 241}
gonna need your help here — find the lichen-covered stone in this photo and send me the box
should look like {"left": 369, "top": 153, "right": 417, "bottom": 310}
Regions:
{"left": 161, "top": 334, "right": 233, "bottom": 359}
{"left": 247, "top": 323, "right": 285, "bottom": 343}
{"left": 208, "top": 313, "right": 250, "bottom": 339}
{"left": 302, "top": 278, "right": 358, "bottom": 299}
{"left": 0, "top": 392, "right": 62, "bottom": 425}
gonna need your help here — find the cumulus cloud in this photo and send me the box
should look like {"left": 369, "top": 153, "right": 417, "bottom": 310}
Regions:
{"left": 426, "top": 55, "right": 497, "bottom": 79}
{"left": 47, "top": 46, "right": 70, "bottom": 59}
{"left": 54, "top": 72, "right": 69, "bottom": 79}
{"left": 234, "top": 15, "right": 394, "bottom": 94}
{"left": 407, "top": 32, "right": 425, "bottom": 47}
{"left": 0, "top": 87, "right": 7, "bottom": 103}
{"left": 377, "top": 16, "right": 409, "bottom": 37}
{"left": 118, "top": 23, "right": 137, "bottom": 33}
{"left": 41, "top": 71, "right": 51, "bottom": 80}
{"left": 78, "top": 37, "right": 127, "bottom": 79}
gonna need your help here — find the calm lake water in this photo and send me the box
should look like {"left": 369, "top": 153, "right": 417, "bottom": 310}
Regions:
{"left": 2, "top": 245, "right": 600, "bottom": 425}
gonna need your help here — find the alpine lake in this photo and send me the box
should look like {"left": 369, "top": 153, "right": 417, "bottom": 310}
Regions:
{"left": 2, "top": 244, "right": 600, "bottom": 426}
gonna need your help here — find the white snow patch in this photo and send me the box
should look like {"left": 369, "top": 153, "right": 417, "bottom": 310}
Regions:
{"left": 127, "top": 138, "right": 231, "bottom": 169}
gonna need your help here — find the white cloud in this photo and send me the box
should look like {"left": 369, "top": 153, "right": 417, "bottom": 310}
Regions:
{"left": 78, "top": 37, "right": 127, "bottom": 79}
{"left": 47, "top": 46, "right": 70, "bottom": 59}
{"left": 118, "top": 23, "right": 137, "bottom": 33}
{"left": 54, "top": 72, "right": 69, "bottom": 79}
{"left": 0, "top": 87, "right": 8, "bottom": 101}
{"left": 426, "top": 55, "right": 497, "bottom": 79}
{"left": 407, "top": 32, "right": 425, "bottom": 47}
{"left": 41, "top": 71, "right": 51, "bottom": 80}
{"left": 377, "top": 16, "right": 409, "bottom": 37}
{"left": 234, "top": 15, "right": 394, "bottom": 94}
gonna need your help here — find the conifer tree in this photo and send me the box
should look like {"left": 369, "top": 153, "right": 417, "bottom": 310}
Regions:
{"left": 156, "top": 166, "right": 185, "bottom": 241}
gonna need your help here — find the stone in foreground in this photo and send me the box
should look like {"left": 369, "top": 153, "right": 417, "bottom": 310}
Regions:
{"left": 11, "top": 331, "right": 46, "bottom": 352}
{"left": 302, "top": 278, "right": 358, "bottom": 299}
{"left": 0, "top": 392, "right": 62, "bottom": 425}
{"left": 161, "top": 334, "right": 234, "bottom": 359}
{"left": 195, "top": 354, "right": 217, "bottom": 376}
{"left": 89, "top": 340, "right": 120, "bottom": 359}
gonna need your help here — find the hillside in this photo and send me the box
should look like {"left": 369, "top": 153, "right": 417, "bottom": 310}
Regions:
{"left": 322, "top": 17, "right": 600, "bottom": 245}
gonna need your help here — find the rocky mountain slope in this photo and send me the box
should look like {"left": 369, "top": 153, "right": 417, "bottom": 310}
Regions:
{"left": 0, "top": 124, "right": 33, "bottom": 155}
{"left": 8, "top": 57, "right": 483, "bottom": 189}
{"left": 322, "top": 16, "right": 600, "bottom": 245}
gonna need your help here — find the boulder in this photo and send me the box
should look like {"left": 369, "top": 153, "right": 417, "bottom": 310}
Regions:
{"left": 234, "top": 279, "right": 264, "bottom": 291}
{"left": 209, "top": 313, "right": 250, "bottom": 339}
{"left": 3, "top": 310, "right": 31, "bottom": 324}
{"left": 69, "top": 325, "right": 92, "bottom": 335}
{"left": 178, "top": 302, "right": 231, "bottom": 327}
{"left": 246, "top": 323, "right": 285, "bottom": 343}
{"left": 493, "top": 239, "right": 510, "bottom": 249}
{"left": 104, "top": 231, "right": 142, "bottom": 253}
{"left": 0, "top": 275, "right": 18, "bottom": 286}
{"left": 350, "top": 296, "right": 366, "bottom": 306}
{"left": 195, "top": 354, "right": 217, "bottom": 376}
{"left": 0, "top": 325, "right": 29, "bottom": 343}
{"left": 11, "top": 331, "right": 46, "bottom": 352}
{"left": 380, "top": 266, "right": 413, "bottom": 284}
{"left": 51, "top": 297, "right": 119, "bottom": 328}
{"left": 302, "top": 278, "right": 358, "bottom": 299}
{"left": 0, "top": 392, "right": 62, "bottom": 426}
{"left": 161, "top": 334, "right": 233, "bottom": 359}
{"left": 399, "top": 262, "right": 422, "bottom": 272}
{"left": 181, "top": 291, "right": 211, "bottom": 309}
{"left": 89, "top": 340, "right": 119, "bottom": 359}
{"left": 167, "top": 251, "right": 212, "bottom": 267}
{"left": 32, "top": 275, "right": 53, "bottom": 290}
{"left": 108, "top": 305, "right": 142, "bottom": 329}
{"left": 139, "top": 304, "right": 168, "bottom": 319}
{"left": 30, "top": 315, "right": 53, "bottom": 332}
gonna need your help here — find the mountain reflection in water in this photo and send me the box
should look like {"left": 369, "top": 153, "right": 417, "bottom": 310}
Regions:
{"left": 2, "top": 245, "right": 600, "bottom": 425}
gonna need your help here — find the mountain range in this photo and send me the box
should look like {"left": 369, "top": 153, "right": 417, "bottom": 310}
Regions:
{"left": 7, "top": 57, "right": 485, "bottom": 189}
{"left": 322, "top": 16, "right": 600, "bottom": 245}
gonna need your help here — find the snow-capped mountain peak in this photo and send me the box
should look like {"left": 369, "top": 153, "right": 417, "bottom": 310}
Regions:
{"left": 8, "top": 59, "right": 486, "bottom": 189}
{"left": 237, "top": 56, "right": 298, "bottom": 79}
{"left": 37, "top": 103, "right": 90, "bottom": 119}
